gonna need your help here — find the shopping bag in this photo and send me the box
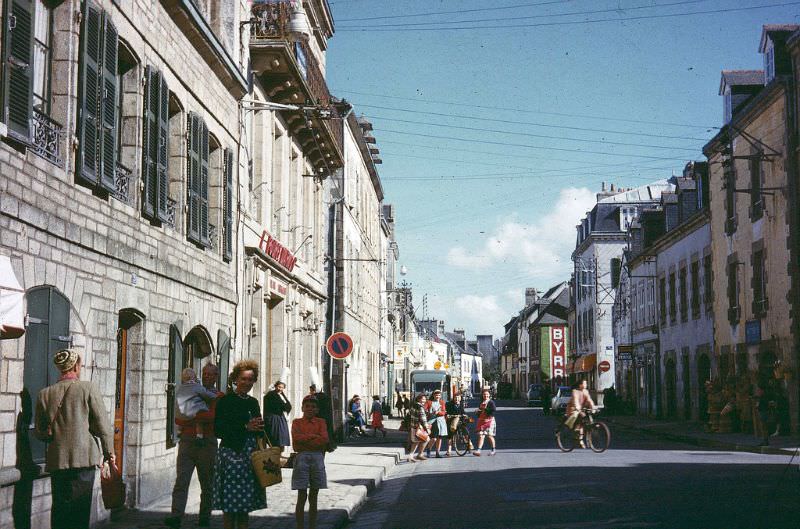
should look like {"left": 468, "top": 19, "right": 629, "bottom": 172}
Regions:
{"left": 100, "top": 459, "right": 126, "bottom": 509}
{"left": 415, "top": 426, "right": 429, "bottom": 443}
{"left": 251, "top": 437, "right": 283, "bottom": 488}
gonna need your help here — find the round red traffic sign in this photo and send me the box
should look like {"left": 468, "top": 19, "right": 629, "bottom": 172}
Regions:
{"left": 598, "top": 360, "right": 612, "bottom": 373}
{"left": 326, "top": 332, "right": 353, "bottom": 359}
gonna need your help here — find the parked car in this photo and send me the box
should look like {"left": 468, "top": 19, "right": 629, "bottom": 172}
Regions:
{"left": 550, "top": 386, "right": 573, "bottom": 415}
{"left": 526, "top": 384, "right": 544, "bottom": 407}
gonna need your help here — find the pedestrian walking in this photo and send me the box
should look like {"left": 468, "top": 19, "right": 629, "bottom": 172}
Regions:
{"left": 407, "top": 394, "right": 430, "bottom": 462}
{"left": 425, "top": 389, "right": 448, "bottom": 457}
{"left": 291, "top": 396, "right": 329, "bottom": 529}
{"left": 263, "top": 380, "right": 292, "bottom": 449}
{"left": 212, "top": 360, "right": 267, "bottom": 529}
{"left": 165, "top": 364, "right": 223, "bottom": 528}
{"left": 541, "top": 384, "right": 552, "bottom": 416}
{"left": 473, "top": 389, "right": 497, "bottom": 456}
{"left": 402, "top": 394, "right": 411, "bottom": 415}
{"left": 34, "top": 349, "right": 114, "bottom": 529}
{"left": 755, "top": 378, "right": 778, "bottom": 446}
{"left": 370, "top": 395, "right": 387, "bottom": 437}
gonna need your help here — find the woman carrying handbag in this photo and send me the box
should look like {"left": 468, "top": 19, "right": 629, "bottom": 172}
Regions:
{"left": 407, "top": 394, "right": 431, "bottom": 463}
{"left": 213, "top": 360, "right": 267, "bottom": 529}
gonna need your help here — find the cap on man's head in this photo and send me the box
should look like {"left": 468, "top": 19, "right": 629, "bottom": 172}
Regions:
{"left": 53, "top": 349, "right": 79, "bottom": 372}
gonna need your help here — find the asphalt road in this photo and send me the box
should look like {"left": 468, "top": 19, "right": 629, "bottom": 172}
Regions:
{"left": 347, "top": 401, "right": 800, "bottom": 529}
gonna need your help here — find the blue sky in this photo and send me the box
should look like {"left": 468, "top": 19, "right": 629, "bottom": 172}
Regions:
{"left": 325, "top": 0, "right": 800, "bottom": 337}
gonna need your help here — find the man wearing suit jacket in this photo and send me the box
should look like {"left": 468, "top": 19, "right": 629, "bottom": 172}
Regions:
{"left": 34, "top": 349, "right": 114, "bottom": 529}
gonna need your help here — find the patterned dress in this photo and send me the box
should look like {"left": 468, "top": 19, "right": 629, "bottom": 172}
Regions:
{"left": 212, "top": 393, "right": 267, "bottom": 513}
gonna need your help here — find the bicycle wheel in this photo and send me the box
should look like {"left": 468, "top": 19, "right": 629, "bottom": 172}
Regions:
{"left": 453, "top": 428, "right": 470, "bottom": 456}
{"left": 555, "top": 423, "right": 576, "bottom": 452}
{"left": 588, "top": 422, "right": 611, "bottom": 453}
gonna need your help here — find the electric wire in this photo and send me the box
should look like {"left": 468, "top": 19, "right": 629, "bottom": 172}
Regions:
{"left": 337, "top": 1, "right": 800, "bottom": 31}
{"left": 336, "top": 0, "right": 577, "bottom": 21}
{"left": 366, "top": 114, "right": 701, "bottom": 152}
{"left": 338, "top": 0, "right": 711, "bottom": 27}
{"left": 336, "top": 90, "right": 718, "bottom": 130}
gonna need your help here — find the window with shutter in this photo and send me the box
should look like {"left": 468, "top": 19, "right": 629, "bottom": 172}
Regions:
{"left": 199, "top": 119, "right": 210, "bottom": 247}
{"left": 76, "top": 2, "right": 101, "bottom": 185}
{"left": 223, "top": 148, "right": 233, "bottom": 261}
{"left": 76, "top": 3, "right": 118, "bottom": 191}
{"left": 187, "top": 113, "right": 201, "bottom": 243}
{"left": 99, "top": 14, "right": 118, "bottom": 193}
{"left": 3, "top": 0, "right": 35, "bottom": 141}
{"left": 167, "top": 324, "right": 184, "bottom": 448}
{"left": 141, "top": 66, "right": 159, "bottom": 220}
{"left": 156, "top": 73, "right": 170, "bottom": 222}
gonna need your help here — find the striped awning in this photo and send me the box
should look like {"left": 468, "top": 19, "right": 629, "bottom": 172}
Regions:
{"left": 567, "top": 353, "right": 597, "bottom": 375}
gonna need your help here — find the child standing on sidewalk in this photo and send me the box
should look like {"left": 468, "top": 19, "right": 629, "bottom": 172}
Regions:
{"left": 292, "top": 396, "right": 329, "bottom": 529}
{"left": 370, "top": 395, "right": 387, "bottom": 437}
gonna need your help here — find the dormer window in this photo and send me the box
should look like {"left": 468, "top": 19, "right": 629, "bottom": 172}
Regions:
{"left": 764, "top": 42, "right": 775, "bottom": 83}
{"left": 621, "top": 206, "right": 637, "bottom": 231}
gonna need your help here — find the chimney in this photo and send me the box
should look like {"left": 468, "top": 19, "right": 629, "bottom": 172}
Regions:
{"left": 601, "top": 182, "right": 606, "bottom": 191}
{"left": 610, "top": 183, "right": 615, "bottom": 192}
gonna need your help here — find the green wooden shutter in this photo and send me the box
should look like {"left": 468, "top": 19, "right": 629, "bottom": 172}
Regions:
{"left": 199, "top": 119, "right": 210, "bottom": 247}
{"left": 187, "top": 113, "right": 200, "bottom": 243}
{"left": 98, "top": 13, "right": 118, "bottom": 193}
{"left": 156, "top": 73, "right": 170, "bottom": 222}
{"left": 167, "top": 323, "right": 184, "bottom": 448}
{"left": 2, "top": 0, "right": 34, "bottom": 141}
{"left": 217, "top": 329, "right": 230, "bottom": 393}
{"left": 77, "top": 2, "right": 102, "bottom": 186}
{"left": 223, "top": 148, "right": 233, "bottom": 261}
{"left": 141, "top": 66, "right": 158, "bottom": 219}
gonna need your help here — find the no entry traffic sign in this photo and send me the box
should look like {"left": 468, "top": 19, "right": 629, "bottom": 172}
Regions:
{"left": 598, "top": 360, "right": 612, "bottom": 373}
{"left": 326, "top": 332, "right": 353, "bottom": 359}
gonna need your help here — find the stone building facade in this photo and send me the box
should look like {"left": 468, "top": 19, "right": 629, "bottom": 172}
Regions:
{"left": 0, "top": 0, "right": 248, "bottom": 526}
{"left": 705, "top": 25, "right": 800, "bottom": 435}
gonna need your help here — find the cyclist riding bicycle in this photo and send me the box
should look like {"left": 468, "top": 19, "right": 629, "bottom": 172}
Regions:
{"left": 564, "top": 380, "right": 596, "bottom": 446}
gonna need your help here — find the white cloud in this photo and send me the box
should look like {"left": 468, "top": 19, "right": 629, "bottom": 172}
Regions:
{"left": 452, "top": 294, "right": 508, "bottom": 336}
{"left": 446, "top": 187, "right": 595, "bottom": 283}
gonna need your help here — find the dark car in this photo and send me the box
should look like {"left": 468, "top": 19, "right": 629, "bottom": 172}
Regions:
{"left": 526, "top": 384, "right": 544, "bottom": 407}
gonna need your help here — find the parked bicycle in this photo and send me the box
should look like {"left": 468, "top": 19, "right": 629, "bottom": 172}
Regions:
{"left": 555, "top": 408, "right": 611, "bottom": 453}
{"left": 451, "top": 414, "right": 474, "bottom": 456}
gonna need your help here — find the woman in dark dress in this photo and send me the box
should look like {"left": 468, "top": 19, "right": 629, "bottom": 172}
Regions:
{"left": 213, "top": 359, "right": 267, "bottom": 529}
{"left": 263, "top": 380, "right": 292, "bottom": 449}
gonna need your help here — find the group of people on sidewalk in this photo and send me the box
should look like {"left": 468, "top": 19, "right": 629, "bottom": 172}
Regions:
{"left": 404, "top": 388, "right": 498, "bottom": 461}
{"left": 33, "top": 349, "right": 335, "bottom": 529}
{"left": 347, "top": 394, "right": 388, "bottom": 437}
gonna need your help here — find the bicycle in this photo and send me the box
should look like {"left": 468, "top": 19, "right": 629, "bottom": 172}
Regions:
{"left": 450, "top": 414, "right": 474, "bottom": 456}
{"left": 555, "top": 408, "right": 611, "bottom": 453}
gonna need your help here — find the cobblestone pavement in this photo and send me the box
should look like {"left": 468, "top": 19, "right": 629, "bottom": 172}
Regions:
{"left": 348, "top": 403, "right": 800, "bottom": 529}
{"left": 100, "top": 419, "right": 406, "bottom": 529}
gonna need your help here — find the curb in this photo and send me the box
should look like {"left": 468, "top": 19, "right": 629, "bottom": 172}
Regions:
{"left": 606, "top": 417, "right": 798, "bottom": 456}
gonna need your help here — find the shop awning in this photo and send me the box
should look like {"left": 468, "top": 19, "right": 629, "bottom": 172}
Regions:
{"left": 0, "top": 256, "right": 25, "bottom": 339}
{"left": 568, "top": 353, "right": 597, "bottom": 375}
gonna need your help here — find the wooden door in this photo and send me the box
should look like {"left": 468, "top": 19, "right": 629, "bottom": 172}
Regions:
{"left": 114, "top": 328, "right": 127, "bottom": 470}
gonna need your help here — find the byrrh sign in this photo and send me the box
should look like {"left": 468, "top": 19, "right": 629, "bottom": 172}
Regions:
{"left": 550, "top": 326, "right": 566, "bottom": 379}
{"left": 258, "top": 231, "right": 297, "bottom": 273}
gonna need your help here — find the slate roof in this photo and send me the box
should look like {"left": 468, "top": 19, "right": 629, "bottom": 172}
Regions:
{"left": 719, "top": 70, "right": 765, "bottom": 95}
{"left": 760, "top": 24, "right": 800, "bottom": 51}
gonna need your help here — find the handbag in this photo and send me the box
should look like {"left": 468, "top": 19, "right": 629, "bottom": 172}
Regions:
{"left": 100, "top": 458, "right": 126, "bottom": 509}
{"left": 415, "top": 426, "right": 429, "bottom": 443}
{"left": 250, "top": 437, "right": 283, "bottom": 488}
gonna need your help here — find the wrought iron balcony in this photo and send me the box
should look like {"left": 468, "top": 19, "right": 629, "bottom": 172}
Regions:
{"left": 30, "top": 108, "right": 63, "bottom": 166}
{"left": 164, "top": 198, "right": 178, "bottom": 230}
{"left": 113, "top": 164, "right": 134, "bottom": 206}
{"left": 249, "top": 1, "right": 343, "bottom": 174}
{"left": 208, "top": 223, "right": 218, "bottom": 249}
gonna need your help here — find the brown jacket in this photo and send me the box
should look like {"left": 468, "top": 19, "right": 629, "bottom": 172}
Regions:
{"left": 34, "top": 379, "right": 114, "bottom": 472}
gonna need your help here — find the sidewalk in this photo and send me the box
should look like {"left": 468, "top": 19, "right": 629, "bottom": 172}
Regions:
{"left": 100, "top": 418, "right": 406, "bottom": 529}
{"left": 605, "top": 414, "right": 800, "bottom": 456}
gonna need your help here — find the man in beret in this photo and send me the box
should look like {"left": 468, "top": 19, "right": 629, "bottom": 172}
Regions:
{"left": 34, "top": 349, "right": 114, "bottom": 529}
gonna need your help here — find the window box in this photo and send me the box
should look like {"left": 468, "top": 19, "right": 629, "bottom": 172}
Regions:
{"left": 752, "top": 298, "right": 769, "bottom": 317}
{"left": 727, "top": 306, "right": 741, "bottom": 325}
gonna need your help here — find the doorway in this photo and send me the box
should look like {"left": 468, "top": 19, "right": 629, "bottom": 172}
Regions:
{"left": 665, "top": 358, "right": 677, "bottom": 419}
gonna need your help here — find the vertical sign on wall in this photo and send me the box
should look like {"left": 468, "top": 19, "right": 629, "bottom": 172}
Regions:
{"left": 551, "top": 326, "right": 566, "bottom": 380}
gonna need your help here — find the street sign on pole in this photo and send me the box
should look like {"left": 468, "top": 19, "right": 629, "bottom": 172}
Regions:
{"left": 326, "top": 332, "right": 353, "bottom": 360}
{"left": 598, "top": 360, "right": 611, "bottom": 373}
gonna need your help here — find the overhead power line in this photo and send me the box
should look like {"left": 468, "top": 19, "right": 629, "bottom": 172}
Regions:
{"left": 337, "top": 0, "right": 575, "bottom": 22}
{"left": 353, "top": 103, "right": 709, "bottom": 141}
{"left": 336, "top": 89, "right": 718, "bottom": 130}
{"left": 365, "top": 114, "right": 701, "bottom": 152}
{"left": 339, "top": 0, "right": 710, "bottom": 27}
{"left": 337, "top": 2, "right": 800, "bottom": 32}
{"left": 377, "top": 128, "right": 696, "bottom": 161}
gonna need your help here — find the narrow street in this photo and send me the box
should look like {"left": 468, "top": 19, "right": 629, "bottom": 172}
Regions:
{"left": 349, "top": 402, "right": 800, "bottom": 529}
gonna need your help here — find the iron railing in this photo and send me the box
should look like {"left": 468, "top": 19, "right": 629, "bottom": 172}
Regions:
{"left": 114, "top": 164, "right": 134, "bottom": 206}
{"left": 164, "top": 198, "right": 177, "bottom": 230}
{"left": 250, "top": 1, "right": 290, "bottom": 40}
{"left": 30, "top": 108, "right": 62, "bottom": 166}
